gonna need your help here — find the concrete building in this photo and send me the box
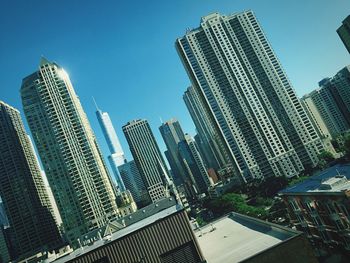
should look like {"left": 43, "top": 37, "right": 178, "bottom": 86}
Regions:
{"left": 279, "top": 164, "right": 350, "bottom": 252}
{"left": 195, "top": 212, "right": 317, "bottom": 263}
{"left": 301, "top": 94, "right": 333, "bottom": 140}
{"left": 184, "top": 86, "right": 236, "bottom": 175}
{"left": 304, "top": 67, "right": 350, "bottom": 138}
{"left": 21, "top": 58, "right": 119, "bottom": 245}
{"left": 46, "top": 198, "right": 205, "bottom": 263}
{"left": 122, "top": 119, "right": 169, "bottom": 204}
{"left": 177, "top": 11, "right": 324, "bottom": 181}
{"left": 0, "top": 101, "right": 62, "bottom": 259}
{"left": 95, "top": 103, "right": 127, "bottom": 192}
{"left": 115, "top": 190, "right": 137, "bottom": 217}
{"left": 337, "top": 15, "right": 350, "bottom": 54}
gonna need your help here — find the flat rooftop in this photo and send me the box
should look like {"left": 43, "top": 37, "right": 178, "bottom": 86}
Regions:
{"left": 195, "top": 212, "right": 299, "bottom": 263}
{"left": 280, "top": 164, "right": 350, "bottom": 195}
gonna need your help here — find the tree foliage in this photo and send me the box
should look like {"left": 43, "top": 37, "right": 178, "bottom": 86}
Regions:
{"left": 204, "top": 193, "right": 267, "bottom": 219}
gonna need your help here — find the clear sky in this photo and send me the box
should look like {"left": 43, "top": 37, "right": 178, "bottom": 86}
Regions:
{"left": 1, "top": 0, "right": 349, "bottom": 165}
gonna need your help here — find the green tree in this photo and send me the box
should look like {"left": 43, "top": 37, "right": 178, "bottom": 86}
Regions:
{"left": 343, "top": 134, "right": 350, "bottom": 158}
{"left": 317, "top": 150, "right": 335, "bottom": 170}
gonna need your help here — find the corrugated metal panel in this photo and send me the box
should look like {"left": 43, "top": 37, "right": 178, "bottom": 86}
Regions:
{"left": 68, "top": 210, "right": 205, "bottom": 263}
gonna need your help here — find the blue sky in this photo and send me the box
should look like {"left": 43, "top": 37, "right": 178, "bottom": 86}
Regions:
{"left": 1, "top": 0, "right": 349, "bottom": 165}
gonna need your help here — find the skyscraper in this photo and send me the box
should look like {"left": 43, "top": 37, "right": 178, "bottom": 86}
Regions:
{"left": 183, "top": 86, "right": 235, "bottom": 172}
{"left": 302, "top": 66, "right": 350, "bottom": 138}
{"left": 118, "top": 160, "right": 147, "bottom": 205}
{"left": 177, "top": 11, "right": 324, "bottom": 181}
{"left": 122, "top": 119, "right": 168, "bottom": 203}
{"left": 337, "top": 15, "right": 350, "bottom": 54}
{"left": 178, "top": 134, "right": 213, "bottom": 194}
{"left": 159, "top": 119, "right": 196, "bottom": 198}
{"left": 95, "top": 103, "right": 126, "bottom": 192}
{"left": 301, "top": 94, "right": 333, "bottom": 140}
{"left": 0, "top": 101, "right": 62, "bottom": 258}
{"left": 21, "top": 58, "right": 119, "bottom": 245}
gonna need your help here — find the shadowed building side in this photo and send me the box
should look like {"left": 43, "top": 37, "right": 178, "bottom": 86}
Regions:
{"left": 0, "top": 101, "right": 63, "bottom": 260}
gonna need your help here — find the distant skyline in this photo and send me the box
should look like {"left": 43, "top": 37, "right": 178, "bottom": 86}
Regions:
{"left": 1, "top": 0, "right": 349, "bottom": 163}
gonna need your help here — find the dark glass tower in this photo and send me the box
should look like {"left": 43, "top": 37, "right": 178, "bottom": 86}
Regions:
{"left": 337, "top": 15, "right": 350, "bottom": 53}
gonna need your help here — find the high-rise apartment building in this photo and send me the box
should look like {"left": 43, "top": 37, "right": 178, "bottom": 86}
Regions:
{"left": 337, "top": 15, "right": 350, "bottom": 54}
{"left": 95, "top": 104, "right": 126, "bottom": 192}
{"left": 301, "top": 95, "right": 332, "bottom": 139}
{"left": 0, "top": 101, "right": 62, "bottom": 258}
{"left": 21, "top": 58, "right": 119, "bottom": 244}
{"left": 304, "top": 67, "right": 350, "bottom": 138}
{"left": 183, "top": 86, "right": 235, "bottom": 172}
{"left": 122, "top": 119, "right": 168, "bottom": 203}
{"left": 177, "top": 11, "right": 324, "bottom": 181}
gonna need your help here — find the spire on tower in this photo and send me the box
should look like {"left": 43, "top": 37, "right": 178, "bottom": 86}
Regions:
{"left": 92, "top": 96, "right": 100, "bottom": 111}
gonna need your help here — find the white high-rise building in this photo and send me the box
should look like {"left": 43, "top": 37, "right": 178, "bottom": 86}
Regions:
{"left": 95, "top": 104, "right": 126, "bottom": 192}
{"left": 176, "top": 11, "right": 324, "bottom": 181}
{"left": 21, "top": 58, "right": 119, "bottom": 245}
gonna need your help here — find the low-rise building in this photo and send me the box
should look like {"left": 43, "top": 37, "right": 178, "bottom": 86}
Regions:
{"left": 279, "top": 164, "right": 350, "bottom": 253}
{"left": 47, "top": 198, "right": 205, "bottom": 263}
{"left": 195, "top": 212, "right": 317, "bottom": 263}
{"left": 116, "top": 190, "right": 137, "bottom": 217}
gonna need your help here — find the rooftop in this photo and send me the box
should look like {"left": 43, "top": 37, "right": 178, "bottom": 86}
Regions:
{"left": 280, "top": 164, "right": 350, "bottom": 195}
{"left": 48, "top": 198, "right": 179, "bottom": 262}
{"left": 195, "top": 212, "right": 299, "bottom": 263}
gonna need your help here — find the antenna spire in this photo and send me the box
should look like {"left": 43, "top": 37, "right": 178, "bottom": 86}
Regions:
{"left": 92, "top": 96, "right": 100, "bottom": 111}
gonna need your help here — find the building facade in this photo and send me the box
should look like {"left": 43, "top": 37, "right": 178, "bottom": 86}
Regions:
{"left": 21, "top": 58, "right": 119, "bottom": 245}
{"left": 177, "top": 11, "right": 324, "bottom": 181}
{"left": 304, "top": 67, "right": 350, "bottom": 138}
{"left": 159, "top": 119, "right": 187, "bottom": 186}
{"left": 280, "top": 164, "right": 350, "bottom": 253}
{"left": 118, "top": 160, "right": 148, "bottom": 206}
{"left": 95, "top": 106, "right": 126, "bottom": 192}
{"left": 159, "top": 119, "right": 197, "bottom": 199}
{"left": 48, "top": 199, "right": 205, "bottom": 263}
{"left": 178, "top": 134, "right": 213, "bottom": 195}
{"left": 183, "top": 86, "right": 235, "bottom": 174}
{"left": 122, "top": 119, "right": 169, "bottom": 203}
{"left": 301, "top": 95, "right": 333, "bottom": 140}
{"left": 337, "top": 15, "right": 350, "bottom": 54}
{"left": 0, "top": 101, "right": 62, "bottom": 259}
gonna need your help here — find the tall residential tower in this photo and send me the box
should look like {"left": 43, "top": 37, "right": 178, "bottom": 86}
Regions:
{"left": 21, "top": 58, "right": 119, "bottom": 244}
{"left": 0, "top": 101, "right": 62, "bottom": 259}
{"left": 177, "top": 11, "right": 324, "bottom": 181}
